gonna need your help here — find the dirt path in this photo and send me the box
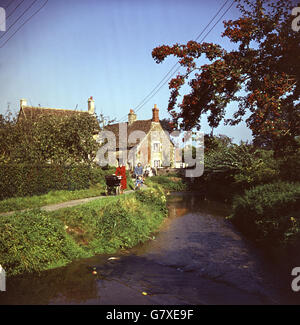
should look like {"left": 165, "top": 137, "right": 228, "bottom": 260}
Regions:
{"left": 0, "top": 190, "right": 135, "bottom": 217}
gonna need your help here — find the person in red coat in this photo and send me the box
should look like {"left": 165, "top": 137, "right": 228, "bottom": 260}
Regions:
{"left": 115, "top": 162, "right": 127, "bottom": 194}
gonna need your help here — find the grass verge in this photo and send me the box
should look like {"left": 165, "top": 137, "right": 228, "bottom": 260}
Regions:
{"left": 0, "top": 184, "right": 105, "bottom": 213}
{"left": 0, "top": 186, "right": 167, "bottom": 277}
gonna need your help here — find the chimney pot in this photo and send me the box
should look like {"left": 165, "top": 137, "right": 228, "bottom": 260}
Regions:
{"left": 88, "top": 96, "right": 95, "bottom": 114}
{"left": 20, "top": 99, "right": 27, "bottom": 108}
{"left": 128, "top": 109, "right": 137, "bottom": 125}
{"left": 152, "top": 104, "right": 159, "bottom": 122}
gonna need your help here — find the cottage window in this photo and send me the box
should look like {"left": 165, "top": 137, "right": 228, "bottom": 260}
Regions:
{"left": 153, "top": 142, "right": 160, "bottom": 152}
{"left": 154, "top": 160, "right": 160, "bottom": 167}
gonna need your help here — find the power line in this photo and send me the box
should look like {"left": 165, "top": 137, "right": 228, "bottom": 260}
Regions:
{"left": 117, "top": 0, "right": 234, "bottom": 123}
{"left": 0, "top": 0, "right": 27, "bottom": 27}
{"left": 4, "top": 0, "right": 18, "bottom": 9}
{"left": 137, "top": 0, "right": 235, "bottom": 113}
{"left": 117, "top": 0, "right": 232, "bottom": 123}
{"left": 0, "top": 0, "right": 48, "bottom": 48}
{"left": 118, "top": 0, "right": 234, "bottom": 122}
{"left": 0, "top": 0, "right": 40, "bottom": 41}
{"left": 7, "top": 0, "right": 27, "bottom": 20}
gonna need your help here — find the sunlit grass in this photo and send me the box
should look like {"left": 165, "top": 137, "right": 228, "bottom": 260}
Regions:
{"left": 0, "top": 184, "right": 105, "bottom": 213}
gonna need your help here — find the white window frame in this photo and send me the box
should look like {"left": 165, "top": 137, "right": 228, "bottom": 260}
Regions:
{"left": 152, "top": 142, "right": 161, "bottom": 153}
{"left": 154, "top": 160, "right": 160, "bottom": 167}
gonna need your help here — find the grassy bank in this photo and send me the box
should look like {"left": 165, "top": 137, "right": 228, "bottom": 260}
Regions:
{"left": 145, "top": 175, "right": 187, "bottom": 192}
{"left": 0, "top": 186, "right": 167, "bottom": 277}
{"left": 0, "top": 170, "right": 134, "bottom": 213}
{"left": 229, "top": 181, "right": 300, "bottom": 248}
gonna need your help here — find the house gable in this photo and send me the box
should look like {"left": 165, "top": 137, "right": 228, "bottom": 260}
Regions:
{"left": 104, "top": 106, "right": 174, "bottom": 168}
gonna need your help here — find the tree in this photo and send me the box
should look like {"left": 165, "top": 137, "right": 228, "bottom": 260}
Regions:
{"left": 0, "top": 112, "right": 100, "bottom": 165}
{"left": 152, "top": 0, "right": 300, "bottom": 154}
{"left": 160, "top": 118, "right": 175, "bottom": 133}
{"left": 204, "top": 134, "right": 233, "bottom": 153}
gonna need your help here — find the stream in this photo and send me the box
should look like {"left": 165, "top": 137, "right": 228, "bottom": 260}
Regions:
{"left": 0, "top": 192, "right": 299, "bottom": 305}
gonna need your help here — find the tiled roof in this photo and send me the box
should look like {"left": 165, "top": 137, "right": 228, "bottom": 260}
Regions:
{"left": 104, "top": 120, "right": 153, "bottom": 148}
{"left": 19, "top": 106, "right": 89, "bottom": 120}
{"left": 18, "top": 106, "right": 100, "bottom": 133}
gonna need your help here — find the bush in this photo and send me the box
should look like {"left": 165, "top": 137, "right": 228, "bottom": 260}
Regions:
{"left": 205, "top": 144, "right": 278, "bottom": 187}
{"left": 191, "top": 141, "right": 279, "bottom": 201}
{"left": 0, "top": 163, "right": 92, "bottom": 200}
{"left": 0, "top": 210, "right": 85, "bottom": 276}
{"left": 135, "top": 185, "right": 167, "bottom": 210}
{"left": 231, "top": 182, "right": 300, "bottom": 247}
{"left": 233, "top": 149, "right": 279, "bottom": 186}
{"left": 93, "top": 194, "right": 166, "bottom": 251}
{"left": 145, "top": 176, "right": 187, "bottom": 192}
{"left": 278, "top": 149, "right": 300, "bottom": 182}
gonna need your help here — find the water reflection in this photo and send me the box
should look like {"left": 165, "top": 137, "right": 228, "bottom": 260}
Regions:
{"left": 1, "top": 259, "right": 100, "bottom": 304}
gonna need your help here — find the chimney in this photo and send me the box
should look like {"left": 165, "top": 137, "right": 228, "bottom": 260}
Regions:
{"left": 152, "top": 104, "right": 159, "bottom": 122}
{"left": 128, "top": 109, "right": 137, "bottom": 125}
{"left": 88, "top": 96, "right": 95, "bottom": 114}
{"left": 20, "top": 99, "right": 27, "bottom": 108}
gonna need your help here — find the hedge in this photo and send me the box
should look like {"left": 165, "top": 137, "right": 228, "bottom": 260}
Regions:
{"left": 0, "top": 163, "right": 116, "bottom": 200}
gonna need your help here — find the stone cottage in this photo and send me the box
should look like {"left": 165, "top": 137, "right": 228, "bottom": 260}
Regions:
{"left": 104, "top": 105, "right": 175, "bottom": 169}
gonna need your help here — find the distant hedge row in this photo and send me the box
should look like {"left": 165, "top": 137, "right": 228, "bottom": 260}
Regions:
{"left": 0, "top": 163, "right": 115, "bottom": 200}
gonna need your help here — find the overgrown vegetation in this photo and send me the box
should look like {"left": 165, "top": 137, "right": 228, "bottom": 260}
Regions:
{"left": 0, "top": 186, "right": 167, "bottom": 277}
{"left": 230, "top": 182, "right": 300, "bottom": 248}
{"left": 145, "top": 175, "right": 187, "bottom": 192}
{"left": 0, "top": 163, "right": 94, "bottom": 200}
{"left": 0, "top": 112, "right": 100, "bottom": 165}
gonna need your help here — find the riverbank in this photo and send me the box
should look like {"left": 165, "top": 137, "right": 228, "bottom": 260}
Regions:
{"left": 144, "top": 175, "right": 187, "bottom": 192}
{"left": 0, "top": 186, "right": 167, "bottom": 277}
{"left": 1, "top": 192, "right": 297, "bottom": 305}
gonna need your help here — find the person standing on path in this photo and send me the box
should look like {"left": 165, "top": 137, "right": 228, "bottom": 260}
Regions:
{"left": 134, "top": 162, "right": 144, "bottom": 189}
{"left": 134, "top": 162, "right": 143, "bottom": 177}
{"left": 115, "top": 161, "right": 127, "bottom": 194}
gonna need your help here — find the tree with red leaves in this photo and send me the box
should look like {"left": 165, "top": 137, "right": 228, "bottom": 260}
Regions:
{"left": 152, "top": 0, "right": 300, "bottom": 154}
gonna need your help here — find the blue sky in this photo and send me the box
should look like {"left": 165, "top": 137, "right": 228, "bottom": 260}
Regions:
{"left": 0, "top": 0, "right": 252, "bottom": 143}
